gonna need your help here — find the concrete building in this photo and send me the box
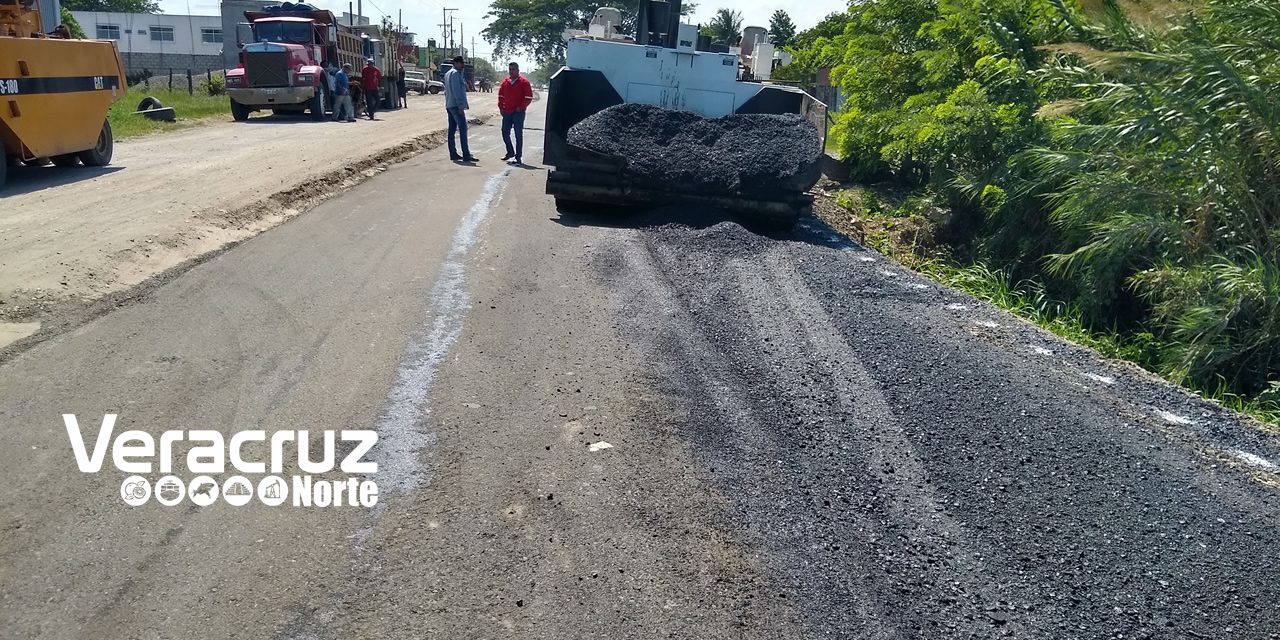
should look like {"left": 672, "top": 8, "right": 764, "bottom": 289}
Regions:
{"left": 71, "top": 10, "right": 225, "bottom": 75}
{"left": 218, "top": 0, "right": 258, "bottom": 70}
{"left": 337, "top": 12, "right": 371, "bottom": 27}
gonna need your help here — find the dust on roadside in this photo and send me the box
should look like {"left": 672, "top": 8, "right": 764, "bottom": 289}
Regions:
{"left": 0, "top": 120, "right": 487, "bottom": 357}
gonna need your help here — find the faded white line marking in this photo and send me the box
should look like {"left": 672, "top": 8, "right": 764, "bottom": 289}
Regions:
{"left": 373, "top": 168, "right": 512, "bottom": 493}
{"left": 879, "top": 269, "right": 897, "bottom": 277}
{"left": 975, "top": 320, "right": 1001, "bottom": 328}
{"left": 1083, "top": 373, "right": 1115, "bottom": 385}
{"left": 945, "top": 303, "right": 968, "bottom": 311}
{"left": 588, "top": 442, "right": 614, "bottom": 452}
{"left": 1033, "top": 346, "right": 1053, "bottom": 356}
{"left": 1227, "top": 449, "right": 1279, "bottom": 471}
{"left": 1156, "top": 409, "right": 1194, "bottom": 425}
{"left": 858, "top": 256, "right": 875, "bottom": 262}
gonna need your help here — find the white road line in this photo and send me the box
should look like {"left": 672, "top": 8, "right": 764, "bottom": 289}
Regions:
{"left": 1227, "top": 449, "right": 1279, "bottom": 471}
{"left": 1155, "top": 409, "right": 1194, "bottom": 425}
{"left": 372, "top": 167, "right": 512, "bottom": 493}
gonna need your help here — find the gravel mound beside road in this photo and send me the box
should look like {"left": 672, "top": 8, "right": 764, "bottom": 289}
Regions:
{"left": 567, "top": 103, "right": 822, "bottom": 197}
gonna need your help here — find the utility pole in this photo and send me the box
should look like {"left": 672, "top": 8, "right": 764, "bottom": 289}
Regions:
{"left": 442, "top": 7, "right": 457, "bottom": 58}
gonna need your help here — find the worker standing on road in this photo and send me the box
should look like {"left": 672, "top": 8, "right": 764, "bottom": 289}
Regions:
{"left": 333, "top": 63, "right": 355, "bottom": 123}
{"left": 445, "top": 55, "right": 478, "bottom": 163}
{"left": 498, "top": 62, "right": 534, "bottom": 165}
{"left": 397, "top": 66, "right": 408, "bottom": 109}
{"left": 362, "top": 59, "right": 383, "bottom": 120}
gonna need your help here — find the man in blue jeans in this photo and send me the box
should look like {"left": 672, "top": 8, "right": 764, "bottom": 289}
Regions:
{"left": 497, "top": 62, "right": 534, "bottom": 164}
{"left": 444, "top": 56, "right": 477, "bottom": 163}
{"left": 332, "top": 63, "right": 355, "bottom": 122}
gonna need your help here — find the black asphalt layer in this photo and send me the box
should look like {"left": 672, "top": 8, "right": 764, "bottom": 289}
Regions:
{"left": 594, "top": 219, "right": 1280, "bottom": 640}
{"left": 4, "top": 104, "right": 1279, "bottom": 639}
{"left": 566, "top": 103, "right": 822, "bottom": 196}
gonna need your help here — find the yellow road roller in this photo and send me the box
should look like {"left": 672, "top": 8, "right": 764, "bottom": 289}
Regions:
{"left": 0, "top": 0, "right": 126, "bottom": 188}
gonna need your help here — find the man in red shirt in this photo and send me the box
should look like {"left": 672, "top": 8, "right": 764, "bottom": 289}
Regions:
{"left": 361, "top": 59, "right": 383, "bottom": 120}
{"left": 497, "top": 62, "right": 535, "bottom": 164}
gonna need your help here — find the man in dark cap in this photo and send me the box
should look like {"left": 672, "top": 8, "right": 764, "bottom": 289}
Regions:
{"left": 444, "top": 55, "right": 477, "bottom": 162}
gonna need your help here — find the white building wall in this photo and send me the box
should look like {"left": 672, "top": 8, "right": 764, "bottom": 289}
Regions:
{"left": 71, "top": 11, "right": 224, "bottom": 57}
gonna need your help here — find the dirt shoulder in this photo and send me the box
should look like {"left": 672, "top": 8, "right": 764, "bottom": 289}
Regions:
{"left": 0, "top": 94, "right": 498, "bottom": 345}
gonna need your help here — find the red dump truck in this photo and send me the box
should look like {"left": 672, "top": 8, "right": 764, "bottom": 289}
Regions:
{"left": 224, "top": 7, "right": 400, "bottom": 121}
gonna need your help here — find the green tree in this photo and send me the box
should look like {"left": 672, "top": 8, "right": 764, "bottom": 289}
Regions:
{"left": 792, "top": 11, "right": 852, "bottom": 50}
{"left": 527, "top": 57, "right": 565, "bottom": 87}
{"left": 60, "top": 7, "right": 86, "bottom": 38}
{"left": 785, "top": 0, "right": 1280, "bottom": 407}
{"left": 700, "top": 8, "right": 743, "bottom": 45}
{"left": 484, "top": 0, "right": 697, "bottom": 61}
{"left": 768, "top": 9, "right": 796, "bottom": 47}
{"left": 472, "top": 58, "right": 500, "bottom": 84}
{"left": 770, "top": 10, "right": 852, "bottom": 84}
{"left": 62, "top": 0, "right": 160, "bottom": 13}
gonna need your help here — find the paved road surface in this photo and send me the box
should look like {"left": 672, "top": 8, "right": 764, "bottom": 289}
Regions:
{"left": 0, "top": 101, "right": 1278, "bottom": 639}
{"left": 0, "top": 94, "right": 498, "bottom": 344}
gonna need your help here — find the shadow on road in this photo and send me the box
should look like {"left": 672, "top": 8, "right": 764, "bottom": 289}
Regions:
{"left": 551, "top": 203, "right": 863, "bottom": 251}
{"left": 234, "top": 115, "right": 328, "bottom": 125}
{"left": 1, "top": 165, "right": 125, "bottom": 197}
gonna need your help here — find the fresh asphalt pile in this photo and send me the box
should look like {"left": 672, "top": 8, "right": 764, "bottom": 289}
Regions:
{"left": 595, "top": 219, "right": 1280, "bottom": 639}
{"left": 566, "top": 103, "right": 822, "bottom": 197}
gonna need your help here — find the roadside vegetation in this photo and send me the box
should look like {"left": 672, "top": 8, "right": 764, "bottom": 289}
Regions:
{"left": 779, "top": 0, "right": 1280, "bottom": 427}
{"left": 108, "top": 86, "right": 231, "bottom": 140}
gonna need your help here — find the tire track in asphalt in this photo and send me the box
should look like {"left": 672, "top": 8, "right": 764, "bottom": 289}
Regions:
{"left": 598, "top": 218, "right": 1280, "bottom": 638}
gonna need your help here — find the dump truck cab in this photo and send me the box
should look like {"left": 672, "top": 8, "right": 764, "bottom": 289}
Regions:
{"left": 225, "top": 9, "right": 351, "bottom": 121}
{"left": 225, "top": 7, "right": 400, "bottom": 121}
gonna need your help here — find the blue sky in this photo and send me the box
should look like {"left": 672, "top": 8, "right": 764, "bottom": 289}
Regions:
{"left": 160, "top": 0, "right": 849, "bottom": 68}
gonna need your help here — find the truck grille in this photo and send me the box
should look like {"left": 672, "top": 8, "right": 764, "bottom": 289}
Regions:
{"left": 245, "top": 51, "right": 290, "bottom": 88}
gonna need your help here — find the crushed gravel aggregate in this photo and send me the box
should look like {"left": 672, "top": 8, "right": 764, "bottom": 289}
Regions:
{"left": 567, "top": 103, "right": 823, "bottom": 197}
{"left": 594, "top": 218, "right": 1280, "bottom": 639}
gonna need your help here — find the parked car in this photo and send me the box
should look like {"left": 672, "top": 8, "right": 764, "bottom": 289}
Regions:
{"left": 404, "top": 70, "right": 426, "bottom": 93}
{"left": 404, "top": 70, "right": 443, "bottom": 95}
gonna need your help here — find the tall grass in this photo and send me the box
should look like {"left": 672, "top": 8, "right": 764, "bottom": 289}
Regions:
{"left": 917, "top": 259, "right": 1280, "bottom": 429}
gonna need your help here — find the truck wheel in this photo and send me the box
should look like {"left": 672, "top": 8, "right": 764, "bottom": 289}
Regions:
{"left": 309, "top": 90, "right": 327, "bottom": 121}
{"left": 51, "top": 154, "right": 81, "bottom": 167}
{"left": 0, "top": 156, "right": 6, "bottom": 188}
{"left": 78, "top": 120, "right": 114, "bottom": 167}
{"left": 231, "top": 99, "right": 250, "bottom": 122}
{"left": 428, "top": 86, "right": 440, "bottom": 95}
{"left": 22, "top": 158, "right": 51, "bottom": 167}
